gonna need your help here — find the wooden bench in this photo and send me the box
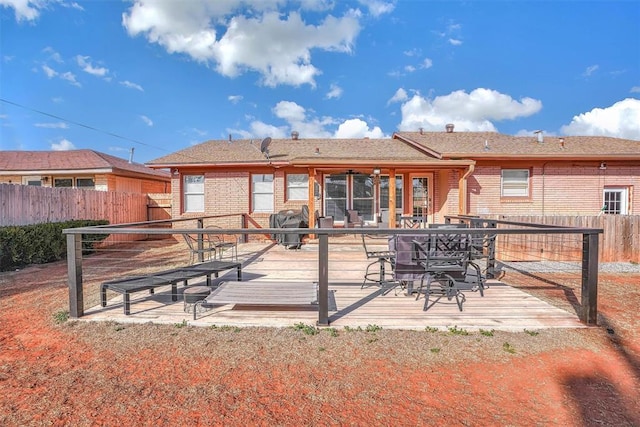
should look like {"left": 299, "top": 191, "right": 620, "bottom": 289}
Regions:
{"left": 100, "top": 260, "right": 242, "bottom": 315}
{"left": 193, "top": 281, "right": 318, "bottom": 320}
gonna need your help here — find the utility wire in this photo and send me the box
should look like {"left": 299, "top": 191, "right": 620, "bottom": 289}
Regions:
{"left": 0, "top": 98, "right": 164, "bottom": 149}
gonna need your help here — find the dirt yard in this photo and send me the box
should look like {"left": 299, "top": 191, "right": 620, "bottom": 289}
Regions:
{"left": 1, "top": 254, "right": 639, "bottom": 426}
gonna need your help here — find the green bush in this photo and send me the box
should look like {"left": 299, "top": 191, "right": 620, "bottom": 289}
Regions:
{"left": 0, "top": 220, "right": 109, "bottom": 271}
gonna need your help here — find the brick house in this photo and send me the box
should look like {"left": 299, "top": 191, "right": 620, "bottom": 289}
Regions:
{"left": 146, "top": 128, "right": 640, "bottom": 228}
{"left": 0, "top": 149, "right": 171, "bottom": 193}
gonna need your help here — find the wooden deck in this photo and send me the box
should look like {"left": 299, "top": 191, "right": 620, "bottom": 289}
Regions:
{"left": 81, "top": 241, "right": 585, "bottom": 331}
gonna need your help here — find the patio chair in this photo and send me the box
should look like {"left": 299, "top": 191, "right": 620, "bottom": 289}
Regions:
{"left": 361, "top": 233, "right": 397, "bottom": 292}
{"left": 206, "top": 225, "right": 238, "bottom": 261}
{"left": 315, "top": 210, "right": 334, "bottom": 228}
{"left": 467, "top": 218, "right": 498, "bottom": 286}
{"left": 183, "top": 232, "right": 217, "bottom": 265}
{"left": 344, "top": 209, "right": 364, "bottom": 228}
{"left": 412, "top": 230, "right": 474, "bottom": 311}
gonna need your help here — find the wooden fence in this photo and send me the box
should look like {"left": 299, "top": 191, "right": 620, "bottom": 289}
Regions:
{"left": 497, "top": 215, "right": 640, "bottom": 263}
{"left": 0, "top": 184, "right": 172, "bottom": 243}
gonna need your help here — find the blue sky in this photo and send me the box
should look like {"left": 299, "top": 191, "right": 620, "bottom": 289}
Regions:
{"left": 1, "top": 0, "right": 639, "bottom": 164}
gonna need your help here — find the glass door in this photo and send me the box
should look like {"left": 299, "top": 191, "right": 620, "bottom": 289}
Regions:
{"left": 324, "top": 174, "right": 347, "bottom": 220}
{"left": 352, "top": 174, "right": 374, "bottom": 222}
{"left": 411, "top": 176, "right": 431, "bottom": 223}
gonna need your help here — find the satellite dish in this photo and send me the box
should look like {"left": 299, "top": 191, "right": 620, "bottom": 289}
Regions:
{"left": 260, "top": 137, "right": 272, "bottom": 161}
{"left": 260, "top": 137, "right": 272, "bottom": 154}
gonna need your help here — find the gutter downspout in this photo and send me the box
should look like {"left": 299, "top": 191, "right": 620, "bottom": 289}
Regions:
{"left": 459, "top": 164, "right": 475, "bottom": 215}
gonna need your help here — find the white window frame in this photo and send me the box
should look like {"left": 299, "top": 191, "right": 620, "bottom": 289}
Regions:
{"left": 252, "top": 174, "right": 274, "bottom": 213}
{"left": 286, "top": 173, "right": 309, "bottom": 201}
{"left": 183, "top": 175, "right": 205, "bottom": 213}
{"left": 22, "top": 176, "right": 42, "bottom": 186}
{"left": 53, "top": 177, "right": 74, "bottom": 188}
{"left": 602, "top": 187, "right": 628, "bottom": 215}
{"left": 76, "top": 177, "right": 95, "bottom": 189}
{"left": 501, "top": 169, "right": 530, "bottom": 197}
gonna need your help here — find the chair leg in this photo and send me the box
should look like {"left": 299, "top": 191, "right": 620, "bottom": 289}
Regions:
{"left": 469, "top": 261, "right": 485, "bottom": 296}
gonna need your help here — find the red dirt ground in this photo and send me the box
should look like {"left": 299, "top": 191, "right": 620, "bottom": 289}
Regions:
{"left": 1, "top": 259, "right": 639, "bottom": 426}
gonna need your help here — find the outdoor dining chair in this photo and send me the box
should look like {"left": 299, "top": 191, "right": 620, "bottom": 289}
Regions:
{"left": 411, "top": 230, "right": 475, "bottom": 311}
{"left": 206, "top": 225, "right": 238, "bottom": 261}
{"left": 183, "top": 232, "right": 217, "bottom": 265}
{"left": 361, "top": 233, "right": 397, "bottom": 292}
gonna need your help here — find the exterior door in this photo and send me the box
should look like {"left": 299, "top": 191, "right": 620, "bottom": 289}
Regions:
{"left": 410, "top": 175, "right": 432, "bottom": 223}
{"left": 324, "top": 173, "right": 374, "bottom": 223}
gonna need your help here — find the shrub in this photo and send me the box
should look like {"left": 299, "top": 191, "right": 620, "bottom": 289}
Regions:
{"left": 0, "top": 219, "right": 109, "bottom": 271}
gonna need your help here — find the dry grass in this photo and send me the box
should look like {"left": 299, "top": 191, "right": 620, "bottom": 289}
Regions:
{"left": 1, "top": 243, "right": 639, "bottom": 426}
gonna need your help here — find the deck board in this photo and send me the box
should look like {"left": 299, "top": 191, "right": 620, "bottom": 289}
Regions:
{"left": 81, "top": 242, "right": 584, "bottom": 331}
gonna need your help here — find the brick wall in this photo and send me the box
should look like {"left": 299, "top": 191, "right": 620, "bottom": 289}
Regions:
{"left": 469, "top": 163, "right": 640, "bottom": 216}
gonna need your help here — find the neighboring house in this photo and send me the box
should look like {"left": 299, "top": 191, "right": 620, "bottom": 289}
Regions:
{"left": 146, "top": 127, "right": 640, "bottom": 228}
{"left": 0, "top": 149, "right": 171, "bottom": 193}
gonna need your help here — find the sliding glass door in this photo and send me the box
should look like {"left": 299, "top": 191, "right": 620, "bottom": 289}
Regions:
{"left": 324, "top": 173, "right": 374, "bottom": 223}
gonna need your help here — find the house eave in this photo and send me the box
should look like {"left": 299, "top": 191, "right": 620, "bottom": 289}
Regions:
{"left": 0, "top": 168, "right": 113, "bottom": 176}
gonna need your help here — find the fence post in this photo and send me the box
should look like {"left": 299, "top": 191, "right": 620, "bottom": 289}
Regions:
{"left": 581, "top": 232, "right": 599, "bottom": 325}
{"left": 317, "top": 232, "right": 329, "bottom": 326}
{"left": 67, "top": 233, "right": 84, "bottom": 318}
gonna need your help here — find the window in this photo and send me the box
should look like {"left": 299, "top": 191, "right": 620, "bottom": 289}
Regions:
{"left": 501, "top": 169, "right": 530, "bottom": 197}
{"left": 76, "top": 178, "right": 95, "bottom": 189}
{"left": 286, "top": 174, "right": 308, "bottom": 200}
{"left": 324, "top": 174, "right": 347, "bottom": 219}
{"left": 252, "top": 174, "right": 274, "bottom": 212}
{"left": 54, "top": 178, "right": 73, "bottom": 188}
{"left": 380, "top": 175, "right": 403, "bottom": 210}
{"left": 602, "top": 187, "right": 628, "bottom": 214}
{"left": 22, "top": 176, "right": 41, "bottom": 186}
{"left": 183, "top": 175, "right": 204, "bottom": 212}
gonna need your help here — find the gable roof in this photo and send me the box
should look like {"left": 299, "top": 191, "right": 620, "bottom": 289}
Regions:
{"left": 0, "top": 150, "right": 170, "bottom": 180}
{"left": 394, "top": 132, "right": 640, "bottom": 160}
{"left": 146, "top": 138, "right": 472, "bottom": 168}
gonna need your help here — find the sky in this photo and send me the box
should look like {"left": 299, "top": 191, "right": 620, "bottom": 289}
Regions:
{"left": 1, "top": 0, "right": 639, "bottom": 164}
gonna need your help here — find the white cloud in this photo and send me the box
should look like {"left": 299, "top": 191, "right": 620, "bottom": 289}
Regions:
{"left": 41, "top": 64, "right": 80, "bottom": 86}
{"left": 2, "top": 1, "right": 83, "bottom": 22}
{"left": 397, "top": 88, "right": 543, "bottom": 132}
{"left": 51, "top": 138, "right": 76, "bottom": 151}
{"left": 1, "top": 0, "right": 42, "bottom": 21}
{"left": 35, "top": 122, "right": 68, "bottom": 129}
{"left": 583, "top": 64, "right": 599, "bottom": 77}
{"left": 357, "top": 0, "right": 395, "bottom": 17}
{"left": 228, "top": 95, "right": 243, "bottom": 104}
{"left": 334, "top": 118, "right": 385, "bottom": 138}
{"left": 403, "top": 48, "right": 421, "bottom": 57}
{"left": 387, "top": 88, "right": 408, "bottom": 105}
{"left": 227, "top": 100, "right": 387, "bottom": 140}
{"left": 120, "top": 80, "right": 144, "bottom": 91}
{"left": 140, "top": 115, "right": 153, "bottom": 126}
{"left": 448, "top": 38, "right": 462, "bottom": 46}
{"left": 630, "top": 86, "right": 640, "bottom": 93}
{"left": 421, "top": 58, "right": 433, "bottom": 69}
{"left": 60, "top": 71, "right": 80, "bottom": 87}
{"left": 122, "top": 2, "right": 361, "bottom": 87}
{"left": 76, "top": 55, "right": 109, "bottom": 77}
{"left": 404, "top": 65, "right": 416, "bottom": 73}
{"left": 325, "top": 83, "right": 343, "bottom": 99}
{"left": 51, "top": 97, "right": 63, "bottom": 103}
{"left": 43, "top": 46, "right": 63, "bottom": 63}
{"left": 42, "top": 64, "right": 57, "bottom": 78}
{"left": 560, "top": 98, "right": 640, "bottom": 140}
